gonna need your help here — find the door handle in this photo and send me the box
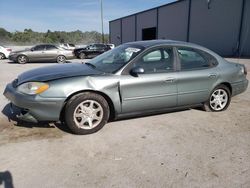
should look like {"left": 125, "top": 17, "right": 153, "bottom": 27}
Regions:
{"left": 209, "top": 73, "right": 217, "bottom": 78}
{"left": 165, "top": 78, "right": 175, "bottom": 83}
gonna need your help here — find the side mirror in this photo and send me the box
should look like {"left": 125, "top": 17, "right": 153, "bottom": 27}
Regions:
{"left": 130, "top": 66, "right": 144, "bottom": 77}
{"left": 30, "top": 48, "right": 34, "bottom": 51}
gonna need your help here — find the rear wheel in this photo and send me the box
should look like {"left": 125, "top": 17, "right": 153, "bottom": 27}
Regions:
{"left": 17, "top": 55, "right": 28, "bottom": 64}
{"left": 64, "top": 92, "right": 110, "bottom": 135}
{"left": 79, "top": 52, "right": 86, "bottom": 59}
{"left": 57, "top": 55, "right": 66, "bottom": 63}
{"left": 0, "top": 53, "right": 5, "bottom": 59}
{"left": 203, "top": 85, "right": 231, "bottom": 112}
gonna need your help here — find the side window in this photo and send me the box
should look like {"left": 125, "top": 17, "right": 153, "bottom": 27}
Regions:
{"left": 88, "top": 45, "right": 96, "bottom": 50}
{"left": 134, "top": 48, "right": 174, "bottom": 73}
{"left": 177, "top": 48, "right": 212, "bottom": 70}
{"left": 143, "top": 50, "right": 161, "bottom": 62}
{"left": 33, "top": 45, "right": 45, "bottom": 51}
{"left": 46, "top": 45, "right": 57, "bottom": 50}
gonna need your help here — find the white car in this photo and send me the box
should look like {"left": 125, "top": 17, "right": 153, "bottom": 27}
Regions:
{"left": 0, "top": 45, "right": 12, "bottom": 59}
{"left": 59, "top": 43, "right": 75, "bottom": 50}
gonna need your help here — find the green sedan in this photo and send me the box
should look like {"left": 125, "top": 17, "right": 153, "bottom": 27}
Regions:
{"left": 4, "top": 40, "right": 248, "bottom": 134}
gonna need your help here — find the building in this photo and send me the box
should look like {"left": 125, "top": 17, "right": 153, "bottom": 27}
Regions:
{"left": 109, "top": 0, "right": 250, "bottom": 57}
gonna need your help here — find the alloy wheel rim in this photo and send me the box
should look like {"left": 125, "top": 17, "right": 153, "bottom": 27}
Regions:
{"left": 210, "top": 89, "right": 228, "bottom": 111}
{"left": 18, "top": 56, "right": 26, "bottom": 63}
{"left": 73, "top": 100, "right": 103, "bottom": 129}
{"left": 80, "top": 53, "right": 85, "bottom": 59}
{"left": 58, "top": 56, "right": 65, "bottom": 63}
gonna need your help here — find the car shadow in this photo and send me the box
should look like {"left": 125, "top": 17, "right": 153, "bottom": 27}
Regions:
{"left": 1, "top": 103, "right": 72, "bottom": 134}
{"left": 0, "top": 171, "right": 14, "bottom": 188}
{"left": 1, "top": 103, "right": 204, "bottom": 134}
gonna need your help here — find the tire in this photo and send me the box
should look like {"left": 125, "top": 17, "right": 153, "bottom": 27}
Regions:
{"left": 203, "top": 85, "right": 231, "bottom": 112}
{"left": 0, "top": 53, "right": 5, "bottom": 60}
{"left": 64, "top": 92, "right": 110, "bottom": 135}
{"left": 57, "top": 55, "right": 66, "bottom": 64}
{"left": 17, "top": 55, "right": 28, "bottom": 64}
{"left": 79, "top": 52, "right": 86, "bottom": 59}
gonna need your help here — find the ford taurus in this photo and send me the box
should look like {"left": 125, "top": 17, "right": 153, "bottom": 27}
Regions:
{"left": 3, "top": 40, "right": 248, "bottom": 134}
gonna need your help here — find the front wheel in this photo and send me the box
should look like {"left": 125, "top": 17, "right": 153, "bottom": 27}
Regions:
{"left": 17, "top": 55, "right": 28, "bottom": 64}
{"left": 57, "top": 55, "right": 66, "bottom": 64}
{"left": 203, "top": 85, "right": 231, "bottom": 112}
{"left": 64, "top": 92, "right": 110, "bottom": 135}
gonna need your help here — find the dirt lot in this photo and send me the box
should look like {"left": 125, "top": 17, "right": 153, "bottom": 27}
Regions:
{"left": 0, "top": 58, "right": 249, "bottom": 188}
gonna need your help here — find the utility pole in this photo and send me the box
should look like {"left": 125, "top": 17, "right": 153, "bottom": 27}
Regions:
{"left": 100, "top": 0, "right": 104, "bottom": 43}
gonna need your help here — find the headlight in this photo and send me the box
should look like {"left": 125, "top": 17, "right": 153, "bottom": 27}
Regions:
{"left": 17, "top": 82, "right": 49, "bottom": 95}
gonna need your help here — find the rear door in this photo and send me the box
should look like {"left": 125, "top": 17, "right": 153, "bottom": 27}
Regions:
{"left": 176, "top": 47, "right": 219, "bottom": 106}
{"left": 120, "top": 47, "right": 178, "bottom": 113}
{"left": 44, "top": 45, "right": 60, "bottom": 60}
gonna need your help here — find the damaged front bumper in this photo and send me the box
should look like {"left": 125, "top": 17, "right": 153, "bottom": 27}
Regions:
{"left": 3, "top": 83, "right": 65, "bottom": 123}
{"left": 10, "top": 103, "right": 38, "bottom": 123}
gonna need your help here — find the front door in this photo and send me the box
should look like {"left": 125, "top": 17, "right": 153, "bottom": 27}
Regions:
{"left": 28, "top": 45, "right": 46, "bottom": 61}
{"left": 120, "top": 47, "right": 177, "bottom": 113}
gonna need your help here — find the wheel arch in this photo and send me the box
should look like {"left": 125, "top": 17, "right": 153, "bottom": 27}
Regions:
{"left": 217, "top": 82, "right": 232, "bottom": 95}
{"left": 60, "top": 90, "right": 116, "bottom": 122}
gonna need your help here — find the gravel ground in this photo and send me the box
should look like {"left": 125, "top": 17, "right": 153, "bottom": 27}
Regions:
{"left": 0, "top": 58, "right": 249, "bottom": 188}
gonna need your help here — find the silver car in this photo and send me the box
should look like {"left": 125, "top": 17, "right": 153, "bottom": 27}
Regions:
{"left": 3, "top": 40, "right": 248, "bottom": 134}
{"left": 9, "top": 44, "right": 75, "bottom": 64}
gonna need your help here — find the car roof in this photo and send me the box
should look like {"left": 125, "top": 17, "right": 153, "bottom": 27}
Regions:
{"left": 125, "top": 40, "right": 202, "bottom": 48}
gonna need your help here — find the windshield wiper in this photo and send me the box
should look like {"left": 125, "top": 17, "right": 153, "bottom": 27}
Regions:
{"left": 85, "top": 62, "right": 96, "bottom": 69}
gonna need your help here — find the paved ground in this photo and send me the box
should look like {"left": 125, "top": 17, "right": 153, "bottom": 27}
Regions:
{"left": 0, "top": 58, "right": 249, "bottom": 188}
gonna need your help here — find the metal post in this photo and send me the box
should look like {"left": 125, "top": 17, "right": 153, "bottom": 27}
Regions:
{"left": 100, "top": 0, "right": 104, "bottom": 43}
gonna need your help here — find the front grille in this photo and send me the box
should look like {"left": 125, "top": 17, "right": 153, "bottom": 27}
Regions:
{"left": 12, "top": 79, "right": 18, "bottom": 88}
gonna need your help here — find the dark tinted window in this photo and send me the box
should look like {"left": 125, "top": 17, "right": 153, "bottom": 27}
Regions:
{"left": 134, "top": 47, "right": 174, "bottom": 73}
{"left": 177, "top": 48, "right": 213, "bottom": 70}
{"left": 33, "top": 45, "right": 45, "bottom": 51}
{"left": 95, "top": 44, "right": 105, "bottom": 48}
{"left": 88, "top": 45, "right": 96, "bottom": 50}
{"left": 46, "top": 45, "right": 57, "bottom": 50}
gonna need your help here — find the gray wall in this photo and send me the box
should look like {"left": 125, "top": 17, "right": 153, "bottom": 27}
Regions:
{"left": 122, "top": 16, "right": 136, "bottom": 43}
{"left": 189, "top": 0, "right": 243, "bottom": 56}
{"left": 109, "top": 0, "right": 250, "bottom": 56}
{"left": 110, "top": 20, "right": 121, "bottom": 46}
{"left": 158, "top": 0, "right": 189, "bottom": 41}
{"left": 240, "top": 0, "right": 250, "bottom": 57}
{"left": 136, "top": 9, "right": 157, "bottom": 41}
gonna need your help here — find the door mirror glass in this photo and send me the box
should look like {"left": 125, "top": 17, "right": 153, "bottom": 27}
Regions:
{"left": 130, "top": 66, "right": 144, "bottom": 76}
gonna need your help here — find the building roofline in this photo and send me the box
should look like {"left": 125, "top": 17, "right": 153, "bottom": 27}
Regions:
{"left": 109, "top": 0, "right": 186, "bottom": 23}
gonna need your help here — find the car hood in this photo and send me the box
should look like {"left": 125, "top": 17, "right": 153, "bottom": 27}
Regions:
{"left": 17, "top": 63, "right": 103, "bottom": 85}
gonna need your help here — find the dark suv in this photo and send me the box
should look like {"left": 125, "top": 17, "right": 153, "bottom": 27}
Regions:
{"left": 74, "top": 43, "right": 111, "bottom": 59}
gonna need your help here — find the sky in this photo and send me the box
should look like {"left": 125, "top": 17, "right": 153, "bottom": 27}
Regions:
{"left": 0, "top": 0, "right": 176, "bottom": 33}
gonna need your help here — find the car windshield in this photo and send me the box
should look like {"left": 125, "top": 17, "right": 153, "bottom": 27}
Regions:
{"left": 88, "top": 44, "right": 144, "bottom": 73}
